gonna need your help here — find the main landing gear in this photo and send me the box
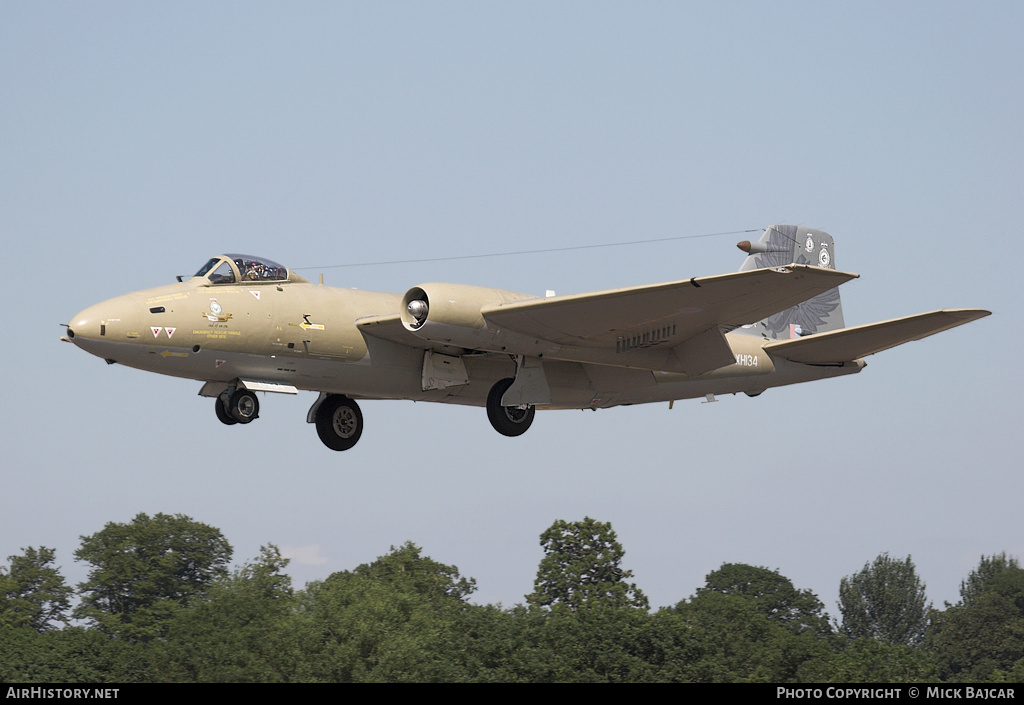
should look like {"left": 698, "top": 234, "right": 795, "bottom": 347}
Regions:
{"left": 211, "top": 381, "right": 530, "bottom": 451}
{"left": 314, "top": 395, "right": 363, "bottom": 451}
{"left": 213, "top": 387, "right": 365, "bottom": 451}
{"left": 486, "top": 377, "right": 535, "bottom": 437}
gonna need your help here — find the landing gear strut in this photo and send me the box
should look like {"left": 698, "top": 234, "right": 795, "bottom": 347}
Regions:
{"left": 486, "top": 377, "right": 535, "bottom": 437}
{"left": 315, "top": 395, "right": 363, "bottom": 451}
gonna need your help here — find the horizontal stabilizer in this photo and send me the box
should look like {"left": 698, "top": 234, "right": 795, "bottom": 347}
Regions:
{"left": 763, "top": 309, "right": 991, "bottom": 364}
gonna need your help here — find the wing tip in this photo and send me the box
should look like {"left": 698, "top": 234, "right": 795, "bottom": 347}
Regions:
{"left": 931, "top": 308, "right": 992, "bottom": 323}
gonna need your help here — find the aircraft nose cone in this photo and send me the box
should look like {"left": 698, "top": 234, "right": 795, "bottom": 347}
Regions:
{"left": 66, "top": 294, "right": 141, "bottom": 357}
{"left": 67, "top": 309, "right": 90, "bottom": 341}
{"left": 67, "top": 302, "right": 111, "bottom": 343}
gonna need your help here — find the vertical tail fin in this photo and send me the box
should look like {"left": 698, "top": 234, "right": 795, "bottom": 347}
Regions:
{"left": 735, "top": 225, "right": 845, "bottom": 340}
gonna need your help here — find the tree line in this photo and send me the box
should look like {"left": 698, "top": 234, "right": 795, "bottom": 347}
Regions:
{"left": 1, "top": 513, "right": 1021, "bottom": 683}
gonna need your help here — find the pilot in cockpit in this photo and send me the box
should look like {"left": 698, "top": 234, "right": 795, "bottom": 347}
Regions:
{"left": 196, "top": 255, "right": 288, "bottom": 283}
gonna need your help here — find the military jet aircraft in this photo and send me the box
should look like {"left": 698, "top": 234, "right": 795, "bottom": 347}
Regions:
{"left": 63, "top": 225, "right": 989, "bottom": 451}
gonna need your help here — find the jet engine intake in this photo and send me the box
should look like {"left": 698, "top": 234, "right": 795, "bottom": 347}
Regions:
{"left": 399, "top": 283, "right": 537, "bottom": 351}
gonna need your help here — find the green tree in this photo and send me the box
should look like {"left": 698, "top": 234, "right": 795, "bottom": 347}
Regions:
{"left": 838, "top": 553, "right": 930, "bottom": 647}
{"left": 796, "top": 637, "right": 938, "bottom": 683}
{"left": 990, "top": 658, "right": 1024, "bottom": 683}
{"left": 0, "top": 546, "right": 72, "bottom": 632}
{"left": 351, "top": 541, "right": 476, "bottom": 601}
{"left": 74, "top": 512, "right": 232, "bottom": 641}
{"left": 504, "top": 602, "right": 657, "bottom": 682}
{"left": 156, "top": 545, "right": 299, "bottom": 682}
{"left": 527, "top": 517, "right": 647, "bottom": 611}
{"left": 0, "top": 627, "right": 153, "bottom": 683}
{"left": 293, "top": 543, "right": 475, "bottom": 682}
{"left": 698, "top": 563, "right": 832, "bottom": 636}
{"left": 442, "top": 603, "right": 523, "bottom": 682}
{"left": 652, "top": 591, "right": 829, "bottom": 683}
{"left": 505, "top": 518, "right": 657, "bottom": 681}
{"left": 927, "top": 562, "right": 1024, "bottom": 682}
{"left": 959, "top": 553, "right": 1020, "bottom": 608}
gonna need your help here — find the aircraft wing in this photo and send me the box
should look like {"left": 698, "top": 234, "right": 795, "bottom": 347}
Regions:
{"left": 481, "top": 265, "right": 858, "bottom": 346}
{"left": 478, "top": 264, "right": 857, "bottom": 375}
{"left": 763, "top": 309, "right": 991, "bottom": 364}
{"left": 360, "top": 265, "right": 858, "bottom": 376}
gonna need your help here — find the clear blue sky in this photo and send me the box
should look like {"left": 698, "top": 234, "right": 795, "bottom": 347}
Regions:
{"left": 2, "top": 1, "right": 1020, "bottom": 616}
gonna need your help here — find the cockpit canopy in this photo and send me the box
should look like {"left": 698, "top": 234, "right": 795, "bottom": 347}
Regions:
{"left": 194, "top": 254, "right": 291, "bottom": 284}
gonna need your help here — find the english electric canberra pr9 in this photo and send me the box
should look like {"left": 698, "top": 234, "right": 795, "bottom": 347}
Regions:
{"left": 64, "top": 225, "right": 989, "bottom": 451}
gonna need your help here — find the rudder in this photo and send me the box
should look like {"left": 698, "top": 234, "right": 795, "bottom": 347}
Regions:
{"left": 735, "top": 224, "right": 845, "bottom": 340}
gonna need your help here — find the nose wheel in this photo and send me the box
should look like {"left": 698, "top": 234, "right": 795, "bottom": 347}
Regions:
{"left": 215, "top": 389, "right": 260, "bottom": 425}
{"left": 215, "top": 398, "right": 237, "bottom": 425}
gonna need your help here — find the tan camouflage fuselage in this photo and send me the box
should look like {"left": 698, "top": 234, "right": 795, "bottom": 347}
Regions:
{"left": 65, "top": 229, "right": 986, "bottom": 450}
{"left": 67, "top": 267, "right": 862, "bottom": 411}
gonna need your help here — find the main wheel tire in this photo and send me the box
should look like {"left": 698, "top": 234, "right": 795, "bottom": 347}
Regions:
{"left": 486, "top": 378, "right": 535, "bottom": 437}
{"left": 228, "top": 389, "right": 259, "bottom": 424}
{"left": 215, "top": 396, "right": 238, "bottom": 425}
{"left": 315, "top": 395, "right": 363, "bottom": 451}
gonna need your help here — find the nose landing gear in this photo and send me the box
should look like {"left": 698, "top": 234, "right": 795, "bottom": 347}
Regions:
{"left": 215, "top": 389, "right": 260, "bottom": 425}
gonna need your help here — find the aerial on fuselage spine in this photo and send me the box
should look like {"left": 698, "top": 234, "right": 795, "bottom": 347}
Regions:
{"left": 63, "top": 228, "right": 990, "bottom": 451}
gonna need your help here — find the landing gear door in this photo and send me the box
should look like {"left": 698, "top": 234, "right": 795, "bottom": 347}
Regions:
{"left": 421, "top": 351, "right": 469, "bottom": 391}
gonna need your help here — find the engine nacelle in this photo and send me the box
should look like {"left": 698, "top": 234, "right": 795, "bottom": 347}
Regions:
{"left": 400, "top": 283, "right": 536, "bottom": 351}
